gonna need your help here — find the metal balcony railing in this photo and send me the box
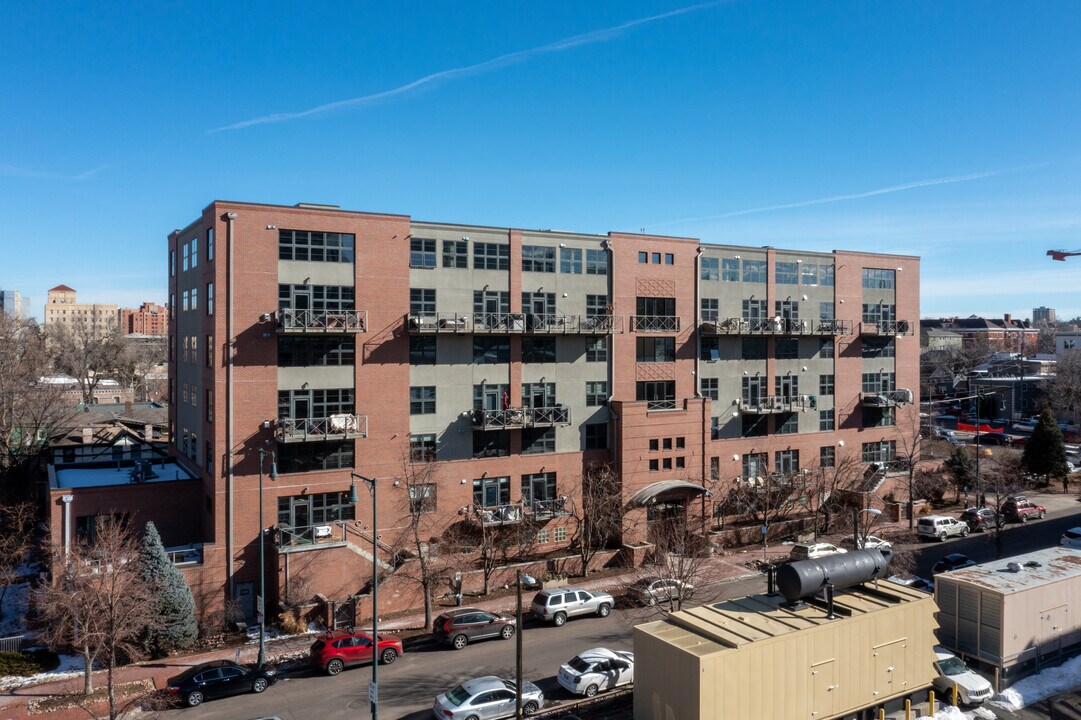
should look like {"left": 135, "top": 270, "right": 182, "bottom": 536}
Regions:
{"left": 406, "top": 312, "right": 622, "bottom": 334}
{"left": 860, "top": 319, "right": 912, "bottom": 336}
{"left": 276, "top": 414, "right": 368, "bottom": 443}
{"left": 739, "top": 471, "right": 812, "bottom": 489}
{"left": 275, "top": 523, "right": 346, "bottom": 549}
{"left": 470, "top": 406, "right": 571, "bottom": 430}
{"left": 645, "top": 399, "right": 678, "bottom": 411}
{"left": 526, "top": 497, "right": 572, "bottom": 520}
{"left": 700, "top": 317, "right": 853, "bottom": 335}
{"left": 631, "top": 315, "right": 681, "bottom": 333}
{"left": 860, "top": 389, "right": 913, "bottom": 407}
{"left": 738, "top": 395, "right": 808, "bottom": 414}
{"left": 471, "top": 503, "right": 525, "bottom": 527}
{"left": 278, "top": 308, "right": 367, "bottom": 333}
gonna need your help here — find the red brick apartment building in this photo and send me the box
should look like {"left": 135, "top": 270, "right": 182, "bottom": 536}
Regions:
{"left": 162, "top": 200, "right": 919, "bottom": 623}
{"left": 120, "top": 301, "right": 169, "bottom": 335}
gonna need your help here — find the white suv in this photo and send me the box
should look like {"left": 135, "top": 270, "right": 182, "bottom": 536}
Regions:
{"left": 789, "top": 543, "right": 847, "bottom": 561}
{"left": 917, "top": 516, "right": 970, "bottom": 541}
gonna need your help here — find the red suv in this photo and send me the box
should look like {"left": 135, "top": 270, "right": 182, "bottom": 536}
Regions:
{"left": 1002, "top": 498, "right": 1046, "bottom": 523}
{"left": 309, "top": 630, "right": 402, "bottom": 675}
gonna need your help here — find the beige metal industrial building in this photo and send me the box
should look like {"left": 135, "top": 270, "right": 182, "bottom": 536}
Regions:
{"left": 634, "top": 583, "right": 938, "bottom": 720}
{"left": 936, "top": 546, "right": 1081, "bottom": 684}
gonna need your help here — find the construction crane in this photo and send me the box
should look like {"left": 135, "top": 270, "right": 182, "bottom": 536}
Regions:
{"left": 1048, "top": 249, "right": 1081, "bottom": 261}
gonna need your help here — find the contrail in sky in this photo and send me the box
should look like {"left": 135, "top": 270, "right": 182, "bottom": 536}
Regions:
{"left": 650, "top": 162, "right": 1056, "bottom": 227}
{"left": 210, "top": 1, "right": 729, "bottom": 133}
{"left": 0, "top": 163, "right": 107, "bottom": 181}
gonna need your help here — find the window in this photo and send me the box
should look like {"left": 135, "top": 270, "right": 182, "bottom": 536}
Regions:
{"left": 206, "top": 335, "right": 214, "bottom": 367}
{"left": 409, "top": 434, "right": 436, "bottom": 462}
{"left": 742, "top": 260, "right": 767, "bottom": 283}
{"left": 522, "top": 337, "right": 556, "bottom": 363}
{"left": 278, "top": 229, "right": 355, "bottom": 263}
{"left": 775, "top": 262, "right": 798, "bottom": 284}
{"left": 819, "top": 374, "right": 834, "bottom": 395}
{"left": 170, "top": 249, "right": 176, "bottom": 277}
{"left": 819, "top": 409, "right": 834, "bottom": 431}
{"left": 862, "top": 303, "right": 896, "bottom": 326}
{"left": 636, "top": 381, "right": 675, "bottom": 408}
{"left": 638, "top": 251, "right": 648, "bottom": 264}
{"left": 700, "top": 377, "right": 719, "bottom": 400}
{"left": 722, "top": 258, "right": 740, "bottom": 281}
{"left": 182, "top": 336, "right": 190, "bottom": 364}
{"left": 474, "top": 476, "right": 511, "bottom": 506}
{"left": 522, "top": 245, "right": 556, "bottom": 272}
{"left": 206, "top": 388, "right": 214, "bottom": 422}
{"left": 820, "top": 446, "right": 836, "bottom": 468}
{"left": 777, "top": 413, "right": 799, "bottom": 435}
{"left": 278, "top": 284, "right": 355, "bottom": 312}
{"left": 409, "top": 336, "right": 436, "bottom": 365}
{"left": 664, "top": 253, "right": 674, "bottom": 265}
{"left": 775, "top": 449, "right": 799, "bottom": 474}
{"left": 206, "top": 283, "right": 214, "bottom": 315}
{"left": 637, "top": 337, "right": 675, "bottom": 362}
{"left": 537, "top": 529, "right": 550, "bottom": 544}
{"left": 523, "top": 425, "right": 557, "bottom": 454}
{"left": 586, "top": 249, "right": 607, "bottom": 275}
{"left": 586, "top": 381, "right": 608, "bottom": 406}
{"left": 278, "top": 336, "right": 355, "bottom": 366}
{"left": 560, "top": 247, "right": 582, "bottom": 274}
{"left": 676, "top": 437, "right": 685, "bottom": 449}
{"left": 663, "top": 458, "right": 673, "bottom": 470}
{"left": 277, "top": 491, "right": 356, "bottom": 524}
{"left": 862, "top": 440, "right": 896, "bottom": 463}
{"left": 663, "top": 438, "right": 672, "bottom": 450}
{"left": 701, "top": 257, "right": 719, "bottom": 280}
{"left": 474, "top": 242, "right": 509, "bottom": 270}
{"left": 742, "top": 299, "right": 767, "bottom": 320}
{"left": 819, "top": 338, "right": 834, "bottom": 358}
{"left": 863, "top": 406, "right": 896, "bottom": 428}
{"left": 742, "top": 337, "right": 767, "bottom": 360}
{"left": 862, "top": 372, "right": 895, "bottom": 393}
{"left": 801, "top": 262, "right": 817, "bottom": 285}
{"left": 820, "top": 265, "right": 835, "bottom": 286}
{"left": 207, "top": 227, "right": 214, "bottom": 261}
{"left": 742, "top": 417, "right": 766, "bottom": 439}
{"left": 522, "top": 472, "right": 557, "bottom": 504}
{"left": 181, "top": 382, "right": 189, "bottom": 405}
{"left": 410, "top": 288, "right": 436, "bottom": 315}
{"left": 775, "top": 375, "right": 799, "bottom": 398}
{"left": 776, "top": 337, "right": 799, "bottom": 359}
{"left": 410, "top": 238, "right": 436, "bottom": 268}
{"left": 278, "top": 388, "right": 354, "bottom": 420}
{"left": 636, "top": 297, "right": 676, "bottom": 317}
{"left": 862, "top": 338, "right": 895, "bottom": 358}
{"left": 862, "top": 268, "right": 895, "bottom": 289}
{"left": 701, "top": 336, "right": 720, "bottom": 361}
{"left": 182, "top": 290, "right": 189, "bottom": 312}
{"left": 521, "top": 382, "right": 555, "bottom": 408}
{"left": 554, "top": 526, "right": 567, "bottom": 542}
{"left": 775, "top": 299, "right": 799, "bottom": 321}
{"left": 409, "top": 484, "right": 437, "bottom": 513}
{"left": 700, "top": 298, "right": 719, "bottom": 323}
{"left": 473, "top": 431, "right": 509, "bottom": 458}
{"left": 190, "top": 238, "right": 198, "bottom": 268}
{"left": 586, "top": 337, "right": 608, "bottom": 362}
{"left": 819, "top": 302, "right": 835, "bottom": 321}
{"left": 190, "top": 287, "right": 198, "bottom": 311}
{"left": 473, "top": 290, "right": 509, "bottom": 319}
{"left": 409, "top": 386, "right": 436, "bottom": 414}
{"left": 442, "top": 240, "right": 468, "bottom": 268}
{"left": 649, "top": 459, "right": 659, "bottom": 472}
{"left": 742, "top": 453, "right": 768, "bottom": 479}
{"left": 742, "top": 376, "right": 766, "bottom": 405}
{"left": 521, "top": 292, "right": 555, "bottom": 316}
{"left": 474, "top": 337, "right": 509, "bottom": 364}
{"left": 277, "top": 442, "right": 355, "bottom": 474}
{"left": 649, "top": 439, "right": 659, "bottom": 452}
{"left": 585, "top": 423, "right": 608, "bottom": 450}
{"left": 182, "top": 242, "right": 189, "bottom": 271}
{"left": 586, "top": 294, "right": 610, "bottom": 317}
{"left": 652, "top": 252, "right": 661, "bottom": 264}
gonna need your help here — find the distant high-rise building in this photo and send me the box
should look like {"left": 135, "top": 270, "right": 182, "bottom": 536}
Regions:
{"left": 44, "top": 285, "right": 119, "bottom": 338}
{"left": 1033, "top": 306, "right": 1056, "bottom": 325}
{"left": 120, "top": 302, "right": 169, "bottom": 335}
{"left": 0, "top": 289, "right": 29, "bottom": 318}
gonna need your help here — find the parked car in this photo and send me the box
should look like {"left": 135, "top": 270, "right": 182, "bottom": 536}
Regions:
{"left": 932, "top": 647, "right": 993, "bottom": 704}
{"left": 959, "top": 507, "right": 1003, "bottom": 532}
{"left": 789, "top": 542, "right": 847, "bottom": 560}
{"left": 433, "top": 608, "right": 516, "bottom": 650}
{"left": 309, "top": 629, "right": 401, "bottom": 674}
{"left": 974, "top": 432, "right": 1012, "bottom": 446}
{"left": 886, "top": 575, "right": 933, "bottom": 593}
{"left": 1002, "top": 498, "right": 1046, "bottom": 523}
{"left": 1061, "top": 527, "right": 1081, "bottom": 549}
{"left": 166, "top": 660, "right": 277, "bottom": 708}
{"left": 557, "top": 647, "right": 635, "bottom": 697}
{"left": 917, "top": 516, "right": 970, "bottom": 541}
{"left": 433, "top": 676, "right": 544, "bottom": 719}
{"left": 840, "top": 535, "right": 892, "bottom": 550}
{"left": 932, "top": 553, "right": 976, "bottom": 575}
{"left": 531, "top": 588, "right": 614, "bottom": 626}
{"left": 625, "top": 577, "right": 694, "bottom": 606}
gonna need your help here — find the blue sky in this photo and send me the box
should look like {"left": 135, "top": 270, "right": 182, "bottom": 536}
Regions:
{"left": 3, "top": 1, "right": 1081, "bottom": 320}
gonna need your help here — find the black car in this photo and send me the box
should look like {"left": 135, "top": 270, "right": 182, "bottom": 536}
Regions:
{"left": 974, "top": 432, "right": 1012, "bottom": 446}
{"left": 166, "top": 660, "right": 277, "bottom": 707}
{"left": 959, "top": 507, "right": 1003, "bottom": 532}
{"left": 932, "top": 553, "right": 976, "bottom": 575}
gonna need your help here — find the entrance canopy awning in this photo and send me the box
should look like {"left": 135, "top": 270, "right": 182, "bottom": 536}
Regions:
{"left": 627, "top": 480, "right": 710, "bottom": 508}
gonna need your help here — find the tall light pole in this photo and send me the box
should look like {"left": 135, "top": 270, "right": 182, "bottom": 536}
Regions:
{"left": 256, "top": 448, "right": 277, "bottom": 668}
{"left": 350, "top": 473, "right": 378, "bottom": 720}
{"left": 854, "top": 507, "right": 882, "bottom": 548}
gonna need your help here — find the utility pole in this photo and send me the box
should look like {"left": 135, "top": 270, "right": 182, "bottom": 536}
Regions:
{"left": 515, "top": 570, "right": 523, "bottom": 719}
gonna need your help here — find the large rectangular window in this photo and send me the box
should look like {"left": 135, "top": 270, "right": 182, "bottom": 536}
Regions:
{"left": 409, "top": 433, "right": 437, "bottom": 462}
{"left": 820, "top": 446, "right": 836, "bottom": 468}
{"left": 819, "top": 374, "right": 834, "bottom": 395}
{"left": 522, "top": 245, "right": 556, "bottom": 272}
{"left": 560, "top": 247, "right": 582, "bottom": 274}
{"left": 277, "top": 442, "right": 355, "bottom": 474}
{"left": 586, "top": 337, "right": 608, "bottom": 362}
{"left": 862, "top": 372, "right": 896, "bottom": 393}
{"left": 862, "top": 440, "right": 896, "bottom": 463}
{"left": 474, "top": 337, "right": 510, "bottom": 364}
{"left": 278, "top": 336, "right": 355, "bottom": 366}
{"left": 801, "top": 263, "right": 818, "bottom": 285}
{"left": 701, "top": 298, "right": 719, "bottom": 322}
{"left": 863, "top": 406, "right": 896, "bottom": 428}
{"left": 820, "top": 265, "right": 835, "bottom": 286}
{"left": 409, "top": 483, "right": 437, "bottom": 513}
{"left": 819, "top": 409, "right": 834, "bottom": 431}
{"left": 700, "top": 377, "right": 719, "bottom": 400}
{"left": 862, "top": 303, "right": 896, "bottom": 326}
{"left": 473, "top": 476, "right": 510, "bottom": 506}
{"left": 775, "top": 262, "right": 798, "bottom": 284}
{"left": 207, "top": 227, "right": 214, "bottom": 261}
{"left": 409, "top": 386, "right": 436, "bottom": 415}
{"left": 742, "top": 453, "right": 768, "bottom": 479}
{"left": 701, "top": 336, "right": 720, "bottom": 361}
{"left": 742, "top": 260, "right": 767, "bottom": 283}
{"left": 410, "top": 288, "right": 436, "bottom": 315}
{"left": 776, "top": 337, "right": 799, "bottom": 359}
{"left": 722, "top": 258, "right": 740, "bottom": 281}
{"left": 410, "top": 238, "right": 436, "bottom": 268}
{"left": 742, "top": 337, "right": 767, "bottom": 360}
{"left": 442, "top": 240, "right": 468, "bottom": 268}
{"left": 636, "top": 297, "right": 676, "bottom": 317}
{"left": 636, "top": 381, "right": 675, "bottom": 408}
{"left": 586, "top": 249, "right": 607, "bottom": 275}
{"left": 278, "top": 230, "right": 355, "bottom": 263}
{"left": 278, "top": 284, "right": 355, "bottom": 312}
{"left": 522, "top": 427, "right": 556, "bottom": 455}
{"left": 742, "top": 299, "right": 767, "bottom": 320}
{"left": 473, "top": 431, "right": 510, "bottom": 458}
{"left": 862, "top": 338, "right": 895, "bottom": 358}
{"left": 862, "top": 268, "right": 896, "bottom": 289}
{"left": 521, "top": 472, "right": 557, "bottom": 503}
{"left": 636, "top": 337, "right": 675, "bottom": 362}
{"left": 584, "top": 423, "right": 608, "bottom": 450}
{"left": 522, "top": 337, "right": 556, "bottom": 363}
{"left": 278, "top": 388, "right": 354, "bottom": 419}
{"left": 701, "top": 257, "right": 719, "bottom": 280}
{"left": 409, "top": 336, "right": 437, "bottom": 365}
{"left": 474, "top": 243, "right": 509, "bottom": 270}
{"left": 277, "top": 491, "right": 355, "bottom": 524}
{"left": 206, "top": 282, "right": 214, "bottom": 315}
{"left": 775, "top": 449, "right": 799, "bottom": 474}
{"left": 586, "top": 295, "right": 610, "bottom": 317}
{"left": 586, "top": 381, "right": 608, "bottom": 406}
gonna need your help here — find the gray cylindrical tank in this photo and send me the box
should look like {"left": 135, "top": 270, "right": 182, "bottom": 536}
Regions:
{"left": 776, "top": 549, "right": 893, "bottom": 602}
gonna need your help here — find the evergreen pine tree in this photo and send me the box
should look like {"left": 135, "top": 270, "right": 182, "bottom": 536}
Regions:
{"left": 138, "top": 522, "right": 198, "bottom": 657}
{"left": 943, "top": 446, "right": 976, "bottom": 502}
{"left": 1022, "top": 409, "right": 1069, "bottom": 482}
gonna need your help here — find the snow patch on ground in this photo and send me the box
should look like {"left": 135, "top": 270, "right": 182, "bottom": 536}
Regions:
{"left": 990, "top": 653, "right": 1081, "bottom": 710}
{"left": 0, "top": 652, "right": 85, "bottom": 691}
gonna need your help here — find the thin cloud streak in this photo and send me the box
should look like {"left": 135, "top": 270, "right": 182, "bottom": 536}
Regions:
{"left": 0, "top": 163, "right": 108, "bottom": 181}
{"left": 652, "top": 162, "right": 1056, "bottom": 227}
{"left": 211, "top": 1, "right": 728, "bottom": 133}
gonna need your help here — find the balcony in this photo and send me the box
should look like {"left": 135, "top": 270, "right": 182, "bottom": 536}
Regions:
{"left": 275, "top": 523, "right": 347, "bottom": 552}
{"left": 406, "top": 312, "right": 622, "bottom": 335}
{"left": 278, "top": 309, "right": 367, "bottom": 334}
{"left": 738, "top": 395, "right": 809, "bottom": 414}
{"left": 700, "top": 317, "right": 853, "bottom": 336}
{"left": 645, "top": 399, "right": 678, "bottom": 411}
{"left": 471, "top": 406, "right": 571, "bottom": 430}
{"left": 739, "top": 471, "right": 813, "bottom": 490}
{"left": 860, "top": 319, "right": 912, "bottom": 336}
{"left": 276, "top": 414, "right": 368, "bottom": 443}
{"left": 860, "top": 389, "right": 914, "bottom": 407}
{"left": 631, "top": 315, "right": 680, "bottom": 333}
{"left": 526, "top": 497, "right": 572, "bottom": 520}
{"left": 470, "top": 503, "right": 525, "bottom": 527}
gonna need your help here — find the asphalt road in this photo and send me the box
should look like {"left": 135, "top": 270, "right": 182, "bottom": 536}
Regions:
{"left": 155, "top": 499, "right": 1081, "bottom": 720}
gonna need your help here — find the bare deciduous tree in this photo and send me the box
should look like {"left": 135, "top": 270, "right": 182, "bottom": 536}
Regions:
{"left": 623, "top": 510, "right": 713, "bottom": 619}
{"left": 391, "top": 449, "right": 451, "bottom": 627}
{"left": 567, "top": 465, "right": 623, "bottom": 575}
{"left": 0, "top": 502, "right": 36, "bottom": 621}
{"left": 36, "top": 519, "right": 165, "bottom": 719}
{"left": 49, "top": 317, "right": 128, "bottom": 407}
{"left": 116, "top": 337, "right": 167, "bottom": 403}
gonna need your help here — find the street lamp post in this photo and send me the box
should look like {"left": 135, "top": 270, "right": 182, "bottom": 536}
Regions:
{"left": 854, "top": 507, "right": 882, "bottom": 548}
{"left": 256, "top": 449, "right": 277, "bottom": 668}
{"left": 350, "top": 473, "right": 378, "bottom": 720}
